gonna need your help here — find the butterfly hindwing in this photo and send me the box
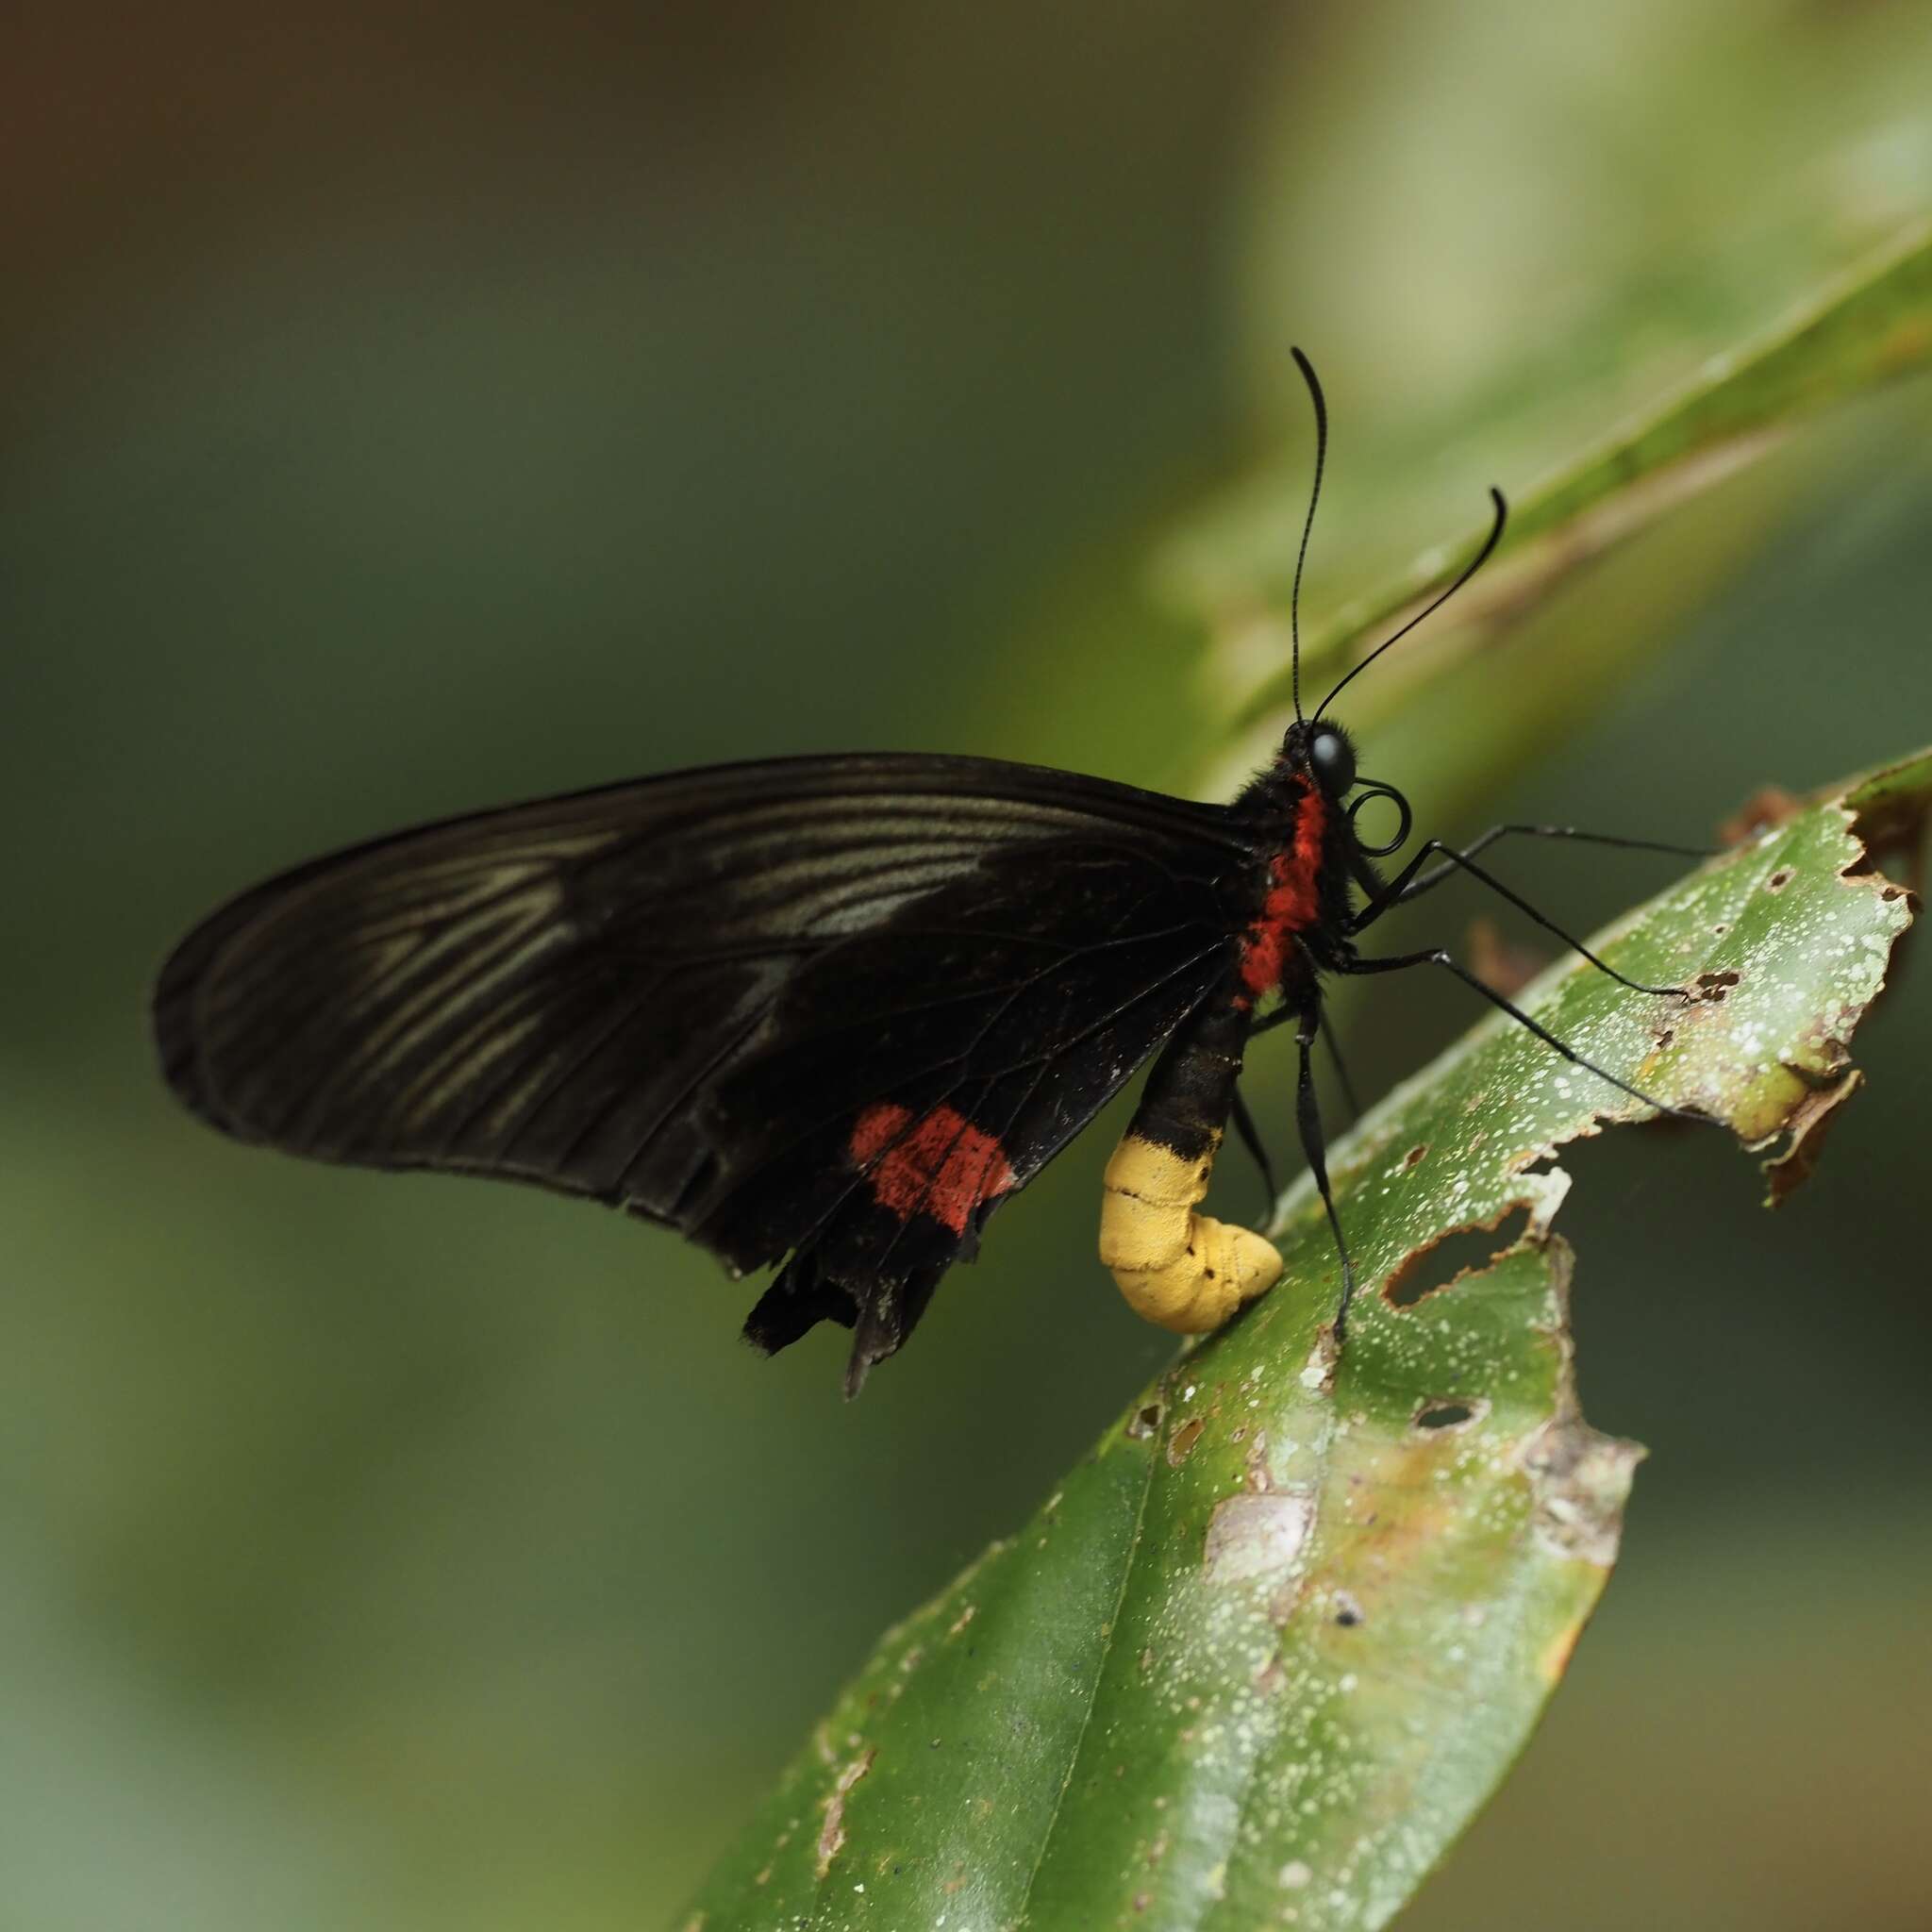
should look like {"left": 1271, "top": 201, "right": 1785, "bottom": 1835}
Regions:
{"left": 692, "top": 834, "right": 1247, "bottom": 1377}
{"left": 156, "top": 754, "right": 1254, "bottom": 1376}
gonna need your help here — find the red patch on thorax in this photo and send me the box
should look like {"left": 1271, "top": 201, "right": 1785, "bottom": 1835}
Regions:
{"left": 848, "top": 1102, "right": 1016, "bottom": 1235}
{"left": 1239, "top": 783, "right": 1327, "bottom": 997}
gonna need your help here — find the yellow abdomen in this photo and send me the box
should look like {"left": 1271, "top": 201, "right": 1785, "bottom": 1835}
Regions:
{"left": 1097, "top": 1131, "right": 1282, "bottom": 1334}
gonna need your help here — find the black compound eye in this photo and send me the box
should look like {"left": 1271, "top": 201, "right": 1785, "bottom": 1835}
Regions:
{"left": 1308, "top": 729, "right": 1356, "bottom": 794}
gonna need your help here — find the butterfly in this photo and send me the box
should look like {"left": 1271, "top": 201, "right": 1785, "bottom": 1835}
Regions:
{"left": 152, "top": 353, "right": 1696, "bottom": 1393}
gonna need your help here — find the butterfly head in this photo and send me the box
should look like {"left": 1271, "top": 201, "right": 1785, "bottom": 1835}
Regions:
{"left": 1278, "top": 718, "right": 1411, "bottom": 858}
{"left": 1282, "top": 719, "right": 1357, "bottom": 798}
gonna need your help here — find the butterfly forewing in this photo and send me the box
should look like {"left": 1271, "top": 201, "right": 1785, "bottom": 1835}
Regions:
{"left": 157, "top": 754, "right": 1255, "bottom": 1373}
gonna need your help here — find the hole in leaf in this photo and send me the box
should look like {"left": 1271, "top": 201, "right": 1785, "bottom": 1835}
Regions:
{"left": 1694, "top": 969, "right": 1741, "bottom": 1004}
{"left": 1125, "top": 1402, "right": 1163, "bottom": 1441}
{"left": 1413, "top": 1398, "right": 1486, "bottom": 1432}
{"left": 1402, "top": 1143, "right": 1428, "bottom": 1171}
{"left": 1383, "top": 1206, "right": 1531, "bottom": 1308}
{"left": 1765, "top": 867, "right": 1794, "bottom": 892}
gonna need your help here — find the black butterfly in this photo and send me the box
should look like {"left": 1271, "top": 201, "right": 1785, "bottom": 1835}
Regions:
{"left": 153, "top": 355, "right": 1696, "bottom": 1393}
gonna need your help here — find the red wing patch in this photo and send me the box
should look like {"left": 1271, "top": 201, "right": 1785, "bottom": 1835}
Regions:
{"left": 1240, "top": 784, "right": 1327, "bottom": 996}
{"left": 849, "top": 1102, "right": 1016, "bottom": 1235}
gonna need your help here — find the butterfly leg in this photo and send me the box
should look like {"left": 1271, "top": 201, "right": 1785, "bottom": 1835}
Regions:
{"left": 1353, "top": 824, "right": 1708, "bottom": 1005}
{"left": 1370, "top": 823, "right": 1708, "bottom": 913}
{"left": 1230, "top": 1016, "right": 1357, "bottom": 1210}
{"left": 1099, "top": 997, "right": 1281, "bottom": 1334}
{"left": 1228, "top": 1085, "right": 1278, "bottom": 1217}
{"left": 1352, "top": 838, "right": 1690, "bottom": 998}
{"left": 1318, "top": 1005, "right": 1362, "bottom": 1122}
{"left": 1293, "top": 1002, "right": 1357, "bottom": 1341}
{"left": 1342, "top": 945, "right": 1703, "bottom": 1121}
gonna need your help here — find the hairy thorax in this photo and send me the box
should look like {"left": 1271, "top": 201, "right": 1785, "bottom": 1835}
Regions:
{"left": 1233, "top": 771, "right": 1354, "bottom": 1005}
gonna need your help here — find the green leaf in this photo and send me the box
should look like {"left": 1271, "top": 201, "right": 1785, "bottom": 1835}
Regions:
{"left": 683, "top": 760, "right": 1924, "bottom": 1930}
{"left": 1170, "top": 223, "right": 1932, "bottom": 791}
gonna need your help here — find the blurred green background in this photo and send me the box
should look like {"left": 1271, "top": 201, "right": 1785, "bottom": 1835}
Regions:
{"left": 6, "top": 3, "right": 1930, "bottom": 1926}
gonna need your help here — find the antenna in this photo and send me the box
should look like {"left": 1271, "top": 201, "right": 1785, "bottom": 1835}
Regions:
{"left": 1288, "top": 346, "right": 1327, "bottom": 724}
{"left": 1314, "top": 487, "right": 1507, "bottom": 723}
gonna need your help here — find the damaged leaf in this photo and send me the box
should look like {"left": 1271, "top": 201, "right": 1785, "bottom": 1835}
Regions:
{"left": 683, "top": 758, "right": 1925, "bottom": 1931}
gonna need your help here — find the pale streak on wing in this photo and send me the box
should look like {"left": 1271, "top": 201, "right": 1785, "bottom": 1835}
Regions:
{"left": 157, "top": 755, "right": 1250, "bottom": 1242}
